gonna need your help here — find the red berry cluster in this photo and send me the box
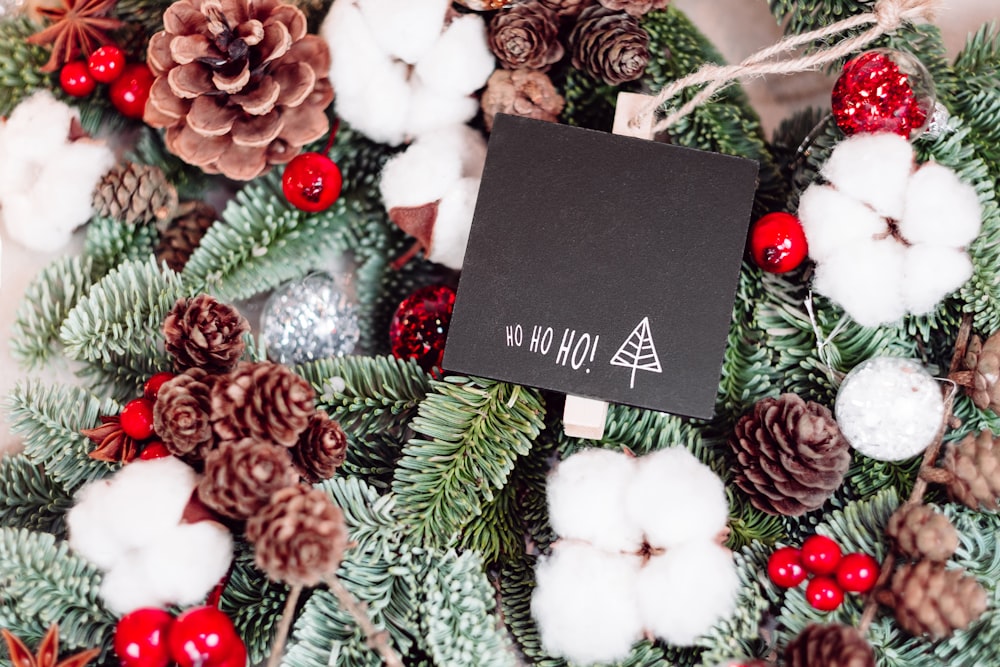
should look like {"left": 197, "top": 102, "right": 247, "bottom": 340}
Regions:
{"left": 115, "top": 605, "right": 246, "bottom": 667}
{"left": 767, "top": 535, "right": 879, "bottom": 612}
{"left": 120, "top": 372, "right": 175, "bottom": 460}
{"left": 59, "top": 44, "right": 154, "bottom": 119}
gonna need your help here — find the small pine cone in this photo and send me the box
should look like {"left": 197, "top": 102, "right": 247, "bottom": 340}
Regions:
{"left": 488, "top": 3, "right": 564, "bottom": 72}
{"left": 569, "top": 6, "right": 650, "bottom": 85}
{"left": 481, "top": 69, "right": 565, "bottom": 132}
{"left": 292, "top": 412, "right": 348, "bottom": 483}
{"left": 886, "top": 503, "right": 958, "bottom": 562}
{"left": 163, "top": 295, "right": 250, "bottom": 374}
{"left": 597, "top": 0, "right": 668, "bottom": 17}
{"left": 537, "top": 0, "right": 594, "bottom": 18}
{"left": 784, "top": 624, "right": 875, "bottom": 667}
{"left": 246, "top": 483, "right": 348, "bottom": 586}
{"left": 93, "top": 162, "right": 179, "bottom": 226}
{"left": 940, "top": 430, "right": 1000, "bottom": 510}
{"left": 730, "top": 394, "right": 850, "bottom": 516}
{"left": 198, "top": 438, "right": 300, "bottom": 519}
{"left": 156, "top": 202, "right": 216, "bottom": 272}
{"left": 880, "top": 561, "right": 987, "bottom": 639}
{"left": 212, "top": 361, "right": 315, "bottom": 447}
{"left": 961, "top": 333, "right": 1000, "bottom": 412}
{"left": 153, "top": 368, "right": 216, "bottom": 458}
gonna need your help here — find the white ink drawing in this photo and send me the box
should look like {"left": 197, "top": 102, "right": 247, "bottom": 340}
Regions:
{"left": 610, "top": 317, "right": 663, "bottom": 388}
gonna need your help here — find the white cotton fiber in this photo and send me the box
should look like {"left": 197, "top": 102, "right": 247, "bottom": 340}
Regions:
{"left": 428, "top": 177, "right": 480, "bottom": 270}
{"left": 625, "top": 447, "right": 728, "bottom": 549}
{"left": 812, "top": 239, "right": 907, "bottom": 327}
{"left": 380, "top": 137, "right": 464, "bottom": 210}
{"left": 547, "top": 449, "right": 643, "bottom": 552}
{"left": 797, "top": 184, "right": 885, "bottom": 263}
{"left": 901, "top": 244, "right": 973, "bottom": 314}
{"left": 102, "top": 458, "right": 199, "bottom": 550}
{"left": 900, "top": 162, "right": 983, "bottom": 247}
{"left": 406, "top": 80, "right": 480, "bottom": 139}
{"left": 145, "top": 522, "right": 234, "bottom": 606}
{"left": 532, "top": 543, "right": 643, "bottom": 665}
{"left": 100, "top": 553, "right": 170, "bottom": 615}
{"left": 333, "top": 60, "right": 413, "bottom": 146}
{"left": 0, "top": 90, "right": 75, "bottom": 157}
{"left": 415, "top": 14, "right": 495, "bottom": 96}
{"left": 636, "top": 542, "right": 739, "bottom": 646}
{"left": 356, "top": 0, "right": 449, "bottom": 65}
{"left": 821, "top": 133, "right": 913, "bottom": 220}
{"left": 67, "top": 480, "right": 126, "bottom": 570}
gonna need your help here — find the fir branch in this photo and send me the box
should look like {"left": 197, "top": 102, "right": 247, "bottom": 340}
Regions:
{"left": 844, "top": 452, "right": 922, "bottom": 500}
{"left": 74, "top": 343, "right": 173, "bottom": 404}
{"left": 219, "top": 545, "right": 290, "bottom": 666}
{"left": 0, "top": 17, "right": 51, "bottom": 116}
{"left": 457, "top": 478, "right": 522, "bottom": 567}
{"left": 339, "top": 432, "right": 406, "bottom": 492}
{"left": 316, "top": 476, "right": 398, "bottom": 554}
{"left": 391, "top": 377, "right": 544, "bottom": 547}
{"left": 6, "top": 382, "right": 119, "bottom": 492}
{"left": 499, "top": 557, "right": 567, "bottom": 667}
{"left": 0, "top": 455, "right": 73, "bottom": 537}
{"left": 83, "top": 217, "right": 158, "bottom": 278}
{"left": 127, "top": 127, "right": 213, "bottom": 200}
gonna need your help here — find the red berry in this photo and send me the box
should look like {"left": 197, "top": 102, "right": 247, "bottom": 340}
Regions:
{"left": 144, "top": 371, "right": 176, "bottom": 401}
{"left": 59, "top": 61, "right": 96, "bottom": 97}
{"left": 749, "top": 212, "right": 808, "bottom": 273}
{"left": 215, "top": 639, "right": 247, "bottom": 667}
{"left": 805, "top": 576, "right": 844, "bottom": 612}
{"left": 767, "top": 547, "right": 807, "bottom": 588}
{"left": 120, "top": 397, "right": 156, "bottom": 440}
{"left": 115, "top": 607, "right": 174, "bottom": 667}
{"left": 801, "top": 535, "right": 843, "bottom": 576}
{"left": 282, "top": 152, "right": 343, "bottom": 213}
{"left": 836, "top": 552, "right": 880, "bottom": 593}
{"left": 168, "top": 606, "right": 241, "bottom": 667}
{"left": 87, "top": 44, "right": 126, "bottom": 83}
{"left": 109, "top": 63, "right": 154, "bottom": 119}
{"left": 139, "top": 441, "right": 171, "bottom": 460}
{"left": 389, "top": 285, "right": 456, "bottom": 376}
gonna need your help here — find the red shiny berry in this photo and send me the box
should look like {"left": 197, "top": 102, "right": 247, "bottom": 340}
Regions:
{"left": 144, "top": 371, "right": 176, "bottom": 401}
{"left": 832, "top": 50, "right": 932, "bottom": 138}
{"left": 801, "top": 535, "right": 843, "bottom": 576}
{"left": 168, "top": 606, "right": 242, "bottom": 667}
{"left": 836, "top": 552, "right": 880, "bottom": 593}
{"left": 139, "top": 441, "right": 171, "bottom": 460}
{"left": 115, "top": 607, "right": 174, "bottom": 667}
{"left": 87, "top": 44, "right": 126, "bottom": 83}
{"left": 806, "top": 575, "right": 844, "bottom": 612}
{"left": 109, "top": 63, "right": 154, "bottom": 119}
{"left": 215, "top": 639, "right": 247, "bottom": 667}
{"left": 767, "top": 547, "right": 807, "bottom": 588}
{"left": 282, "top": 152, "right": 343, "bottom": 213}
{"left": 59, "top": 61, "right": 96, "bottom": 97}
{"left": 389, "top": 285, "right": 456, "bottom": 376}
{"left": 749, "top": 212, "right": 808, "bottom": 273}
{"left": 120, "top": 397, "right": 156, "bottom": 440}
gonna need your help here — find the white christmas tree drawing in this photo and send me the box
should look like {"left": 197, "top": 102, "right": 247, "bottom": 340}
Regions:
{"left": 610, "top": 317, "right": 663, "bottom": 388}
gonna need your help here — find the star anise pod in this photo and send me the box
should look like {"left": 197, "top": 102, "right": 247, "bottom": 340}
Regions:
{"left": 26, "top": 0, "right": 123, "bottom": 72}
{"left": 1, "top": 625, "right": 100, "bottom": 667}
{"left": 81, "top": 414, "right": 138, "bottom": 463}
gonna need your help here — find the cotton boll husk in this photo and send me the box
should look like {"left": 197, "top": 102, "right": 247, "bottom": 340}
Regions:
{"left": 67, "top": 480, "right": 126, "bottom": 570}
{"left": 414, "top": 15, "right": 495, "bottom": 97}
{"left": 100, "top": 554, "right": 171, "bottom": 615}
{"left": 821, "top": 133, "right": 913, "bottom": 220}
{"left": 406, "top": 80, "right": 480, "bottom": 139}
{"left": 901, "top": 244, "right": 973, "bottom": 315}
{"left": 380, "top": 138, "right": 464, "bottom": 210}
{"left": 547, "top": 448, "right": 643, "bottom": 552}
{"left": 145, "top": 521, "right": 234, "bottom": 606}
{"left": 532, "top": 543, "right": 643, "bottom": 664}
{"left": 102, "top": 458, "right": 200, "bottom": 551}
{"left": 797, "top": 184, "right": 885, "bottom": 263}
{"left": 812, "top": 239, "right": 906, "bottom": 327}
{"left": 427, "top": 177, "right": 480, "bottom": 269}
{"left": 356, "top": 0, "right": 449, "bottom": 64}
{"left": 899, "top": 162, "right": 982, "bottom": 247}
{"left": 637, "top": 542, "right": 739, "bottom": 646}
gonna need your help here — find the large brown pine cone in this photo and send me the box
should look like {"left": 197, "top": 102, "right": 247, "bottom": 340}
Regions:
{"left": 961, "top": 333, "right": 1000, "bottom": 412}
{"left": 246, "top": 483, "right": 348, "bottom": 586}
{"left": 940, "top": 430, "right": 1000, "bottom": 510}
{"left": 163, "top": 295, "right": 250, "bottom": 374}
{"left": 211, "top": 361, "right": 315, "bottom": 447}
{"left": 886, "top": 503, "right": 958, "bottom": 562}
{"left": 153, "top": 368, "right": 216, "bottom": 458}
{"left": 597, "top": 0, "right": 668, "bottom": 17}
{"left": 292, "top": 412, "right": 347, "bottom": 483}
{"left": 537, "top": 0, "right": 594, "bottom": 18}
{"left": 879, "top": 561, "right": 987, "bottom": 639}
{"left": 93, "top": 162, "right": 179, "bottom": 226}
{"left": 730, "top": 394, "right": 850, "bottom": 516}
{"left": 198, "top": 438, "right": 299, "bottom": 519}
{"left": 480, "top": 68, "right": 564, "bottom": 132}
{"left": 144, "top": 0, "right": 333, "bottom": 180}
{"left": 156, "top": 201, "right": 217, "bottom": 272}
{"left": 569, "top": 5, "right": 649, "bottom": 85}
{"left": 488, "top": 3, "right": 564, "bottom": 72}
{"left": 784, "top": 624, "right": 875, "bottom": 667}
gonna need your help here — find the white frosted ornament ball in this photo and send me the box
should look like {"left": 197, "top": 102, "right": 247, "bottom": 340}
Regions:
{"left": 835, "top": 357, "right": 944, "bottom": 461}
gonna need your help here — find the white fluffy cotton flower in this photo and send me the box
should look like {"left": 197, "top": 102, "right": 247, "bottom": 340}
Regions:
{"left": 799, "top": 133, "right": 982, "bottom": 327}
{"left": 0, "top": 91, "right": 115, "bottom": 252}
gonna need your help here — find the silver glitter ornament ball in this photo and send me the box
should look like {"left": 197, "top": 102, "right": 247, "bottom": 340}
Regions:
{"left": 835, "top": 357, "right": 944, "bottom": 462}
{"left": 260, "top": 273, "right": 360, "bottom": 365}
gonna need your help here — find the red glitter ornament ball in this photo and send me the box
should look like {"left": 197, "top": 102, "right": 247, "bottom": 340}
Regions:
{"left": 801, "top": 534, "right": 843, "bottom": 576}
{"left": 167, "top": 606, "right": 242, "bottom": 667}
{"left": 282, "top": 152, "right": 343, "bottom": 213}
{"left": 109, "top": 63, "right": 154, "bottom": 119}
{"left": 806, "top": 575, "right": 845, "bottom": 612}
{"left": 767, "top": 546, "right": 807, "bottom": 588}
{"left": 832, "top": 49, "right": 934, "bottom": 138}
{"left": 389, "top": 285, "right": 456, "bottom": 374}
{"left": 749, "top": 212, "right": 808, "bottom": 273}
{"left": 114, "top": 607, "right": 174, "bottom": 667}
{"left": 836, "top": 552, "right": 880, "bottom": 593}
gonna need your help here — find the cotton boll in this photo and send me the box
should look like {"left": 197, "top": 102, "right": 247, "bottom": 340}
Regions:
{"left": 356, "top": 0, "right": 449, "bottom": 64}
{"left": 67, "top": 480, "right": 127, "bottom": 570}
{"left": 145, "top": 522, "right": 234, "bottom": 606}
{"left": 812, "top": 240, "right": 907, "bottom": 327}
{"left": 102, "top": 458, "right": 199, "bottom": 550}
{"left": 332, "top": 60, "right": 413, "bottom": 146}
{"left": 380, "top": 139, "right": 464, "bottom": 210}
{"left": 901, "top": 244, "right": 973, "bottom": 315}
{"left": 407, "top": 80, "right": 480, "bottom": 139}
{"left": 427, "top": 177, "right": 480, "bottom": 270}
{"left": 415, "top": 15, "right": 495, "bottom": 97}
{"left": 626, "top": 447, "right": 728, "bottom": 549}
{"left": 100, "top": 554, "right": 171, "bottom": 615}
{"left": 413, "top": 125, "right": 487, "bottom": 179}
{"left": 821, "top": 133, "right": 913, "bottom": 220}
{"left": 797, "top": 184, "right": 886, "bottom": 263}
{"left": 637, "top": 542, "right": 739, "bottom": 646}
{"left": 900, "top": 162, "right": 983, "bottom": 247}
{"left": 547, "top": 449, "right": 643, "bottom": 552}
{"left": 0, "top": 91, "right": 76, "bottom": 158}
{"left": 532, "top": 543, "right": 643, "bottom": 664}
